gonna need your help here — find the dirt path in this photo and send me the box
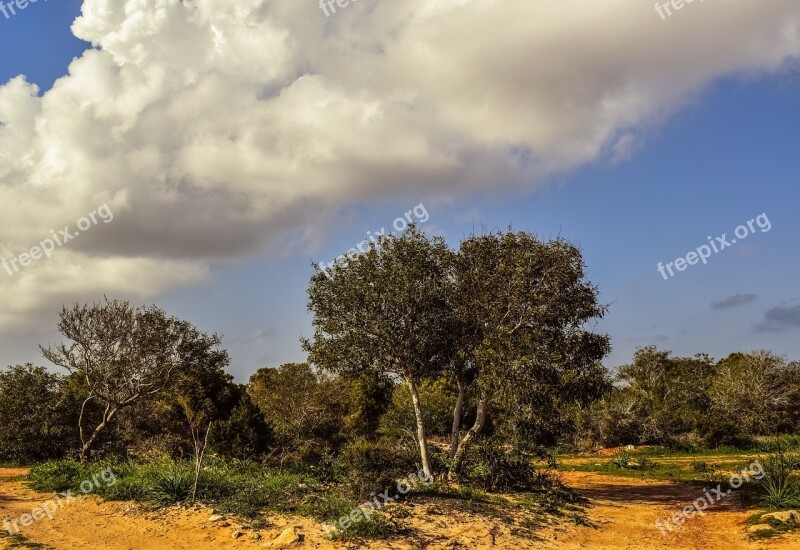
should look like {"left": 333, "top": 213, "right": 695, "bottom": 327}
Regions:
{"left": 1, "top": 468, "right": 798, "bottom": 549}
{"left": 539, "top": 471, "right": 798, "bottom": 549}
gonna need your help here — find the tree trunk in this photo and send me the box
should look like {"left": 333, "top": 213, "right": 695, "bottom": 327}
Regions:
{"left": 449, "top": 395, "right": 488, "bottom": 479}
{"left": 78, "top": 394, "right": 95, "bottom": 455}
{"left": 406, "top": 375, "right": 433, "bottom": 478}
{"left": 80, "top": 404, "right": 119, "bottom": 462}
{"left": 191, "top": 422, "right": 212, "bottom": 502}
{"left": 450, "top": 377, "right": 467, "bottom": 459}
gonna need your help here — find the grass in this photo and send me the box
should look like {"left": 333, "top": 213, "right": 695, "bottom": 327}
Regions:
{"left": 413, "top": 470, "right": 589, "bottom": 534}
{"left": 753, "top": 450, "right": 800, "bottom": 509}
{"left": 557, "top": 447, "right": 768, "bottom": 484}
{"left": 25, "top": 457, "right": 403, "bottom": 541}
{"left": 23, "top": 457, "right": 588, "bottom": 543}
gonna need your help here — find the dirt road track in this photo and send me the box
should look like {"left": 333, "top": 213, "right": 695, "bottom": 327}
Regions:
{"left": 545, "top": 471, "right": 798, "bottom": 549}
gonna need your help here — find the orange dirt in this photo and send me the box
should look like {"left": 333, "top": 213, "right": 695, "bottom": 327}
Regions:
{"left": 2, "top": 468, "right": 799, "bottom": 549}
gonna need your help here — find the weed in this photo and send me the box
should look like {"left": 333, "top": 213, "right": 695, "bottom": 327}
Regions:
{"left": 755, "top": 450, "right": 800, "bottom": 509}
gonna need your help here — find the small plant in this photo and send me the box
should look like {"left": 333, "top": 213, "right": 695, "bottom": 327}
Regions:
{"left": 609, "top": 450, "right": 654, "bottom": 471}
{"left": 756, "top": 448, "right": 800, "bottom": 509}
{"left": 149, "top": 465, "right": 193, "bottom": 504}
{"left": 610, "top": 450, "right": 631, "bottom": 469}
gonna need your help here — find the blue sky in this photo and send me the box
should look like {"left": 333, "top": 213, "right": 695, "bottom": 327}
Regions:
{"left": 161, "top": 75, "right": 800, "bottom": 378}
{"left": 0, "top": 1, "right": 798, "bottom": 381}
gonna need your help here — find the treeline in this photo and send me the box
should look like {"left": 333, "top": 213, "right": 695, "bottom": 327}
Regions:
{"left": 0, "top": 227, "right": 611, "bottom": 491}
{"left": 583, "top": 347, "right": 800, "bottom": 449}
{"left": 0, "top": 227, "right": 797, "bottom": 494}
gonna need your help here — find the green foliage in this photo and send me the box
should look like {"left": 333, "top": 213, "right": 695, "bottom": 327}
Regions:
{"left": 609, "top": 450, "right": 655, "bottom": 471}
{"left": 755, "top": 449, "right": 800, "bottom": 509}
{"left": 309, "top": 494, "right": 398, "bottom": 541}
{"left": 343, "top": 372, "right": 396, "bottom": 439}
{"left": 708, "top": 352, "right": 800, "bottom": 439}
{"left": 41, "top": 298, "right": 231, "bottom": 460}
{"left": 209, "top": 389, "right": 274, "bottom": 460}
{"left": 584, "top": 349, "right": 800, "bottom": 449}
{"left": 336, "top": 438, "right": 416, "bottom": 499}
{"left": 0, "top": 364, "right": 76, "bottom": 463}
{"left": 449, "top": 230, "right": 611, "bottom": 474}
{"left": 462, "top": 437, "right": 538, "bottom": 492}
{"left": 380, "top": 376, "right": 457, "bottom": 439}
{"left": 149, "top": 462, "right": 194, "bottom": 504}
{"left": 303, "top": 227, "right": 455, "bottom": 473}
{"left": 28, "top": 460, "right": 90, "bottom": 492}
{"left": 248, "top": 362, "right": 346, "bottom": 457}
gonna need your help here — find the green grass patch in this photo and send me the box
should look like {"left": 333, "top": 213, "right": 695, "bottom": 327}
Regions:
{"left": 26, "top": 457, "right": 400, "bottom": 541}
{"left": 23, "top": 457, "right": 586, "bottom": 543}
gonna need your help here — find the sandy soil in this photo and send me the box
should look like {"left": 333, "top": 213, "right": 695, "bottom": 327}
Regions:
{"left": 542, "top": 471, "right": 798, "bottom": 549}
{"left": 2, "top": 468, "right": 799, "bottom": 549}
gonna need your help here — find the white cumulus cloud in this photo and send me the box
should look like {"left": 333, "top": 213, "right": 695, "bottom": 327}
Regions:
{"left": 0, "top": 0, "right": 798, "bottom": 340}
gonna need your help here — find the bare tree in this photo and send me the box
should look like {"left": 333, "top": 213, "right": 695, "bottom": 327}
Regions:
{"left": 41, "top": 298, "right": 217, "bottom": 461}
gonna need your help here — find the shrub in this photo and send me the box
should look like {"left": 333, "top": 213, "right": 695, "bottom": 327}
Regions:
{"left": 756, "top": 450, "right": 800, "bottom": 509}
{"left": 105, "top": 475, "right": 148, "bottom": 501}
{"left": 609, "top": 450, "right": 654, "bottom": 471}
{"left": 28, "top": 460, "right": 89, "bottom": 492}
{"left": 148, "top": 462, "right": 194, "bottom": 504}
{"left": 463, "top": 438, "right": 537, "bottom": 492}
{"left": 336, "top": 438, "right": 415, "bottom": 500}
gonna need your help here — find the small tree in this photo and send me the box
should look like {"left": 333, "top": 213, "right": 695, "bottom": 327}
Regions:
{"left": 41, "top": 298, "right": 222, "bottom": 461}
{"left": 248, "top": 362, "right": 346, "bottom": 460}
{"left": 448, "top": 231, "right": 610, "bottom": 477}
{"left": 303, "top": 227, "right": 454, "bottom": 477}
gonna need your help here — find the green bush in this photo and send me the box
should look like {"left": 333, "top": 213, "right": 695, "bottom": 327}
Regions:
{"left": 336, "top": 438, "right": 415, "bottom": 500}
{"left": 28, "top": 460, "right": 89, "bottom": 492}
{"left": 148, "top": 463, "right": 194, "bottom": 504}
{"left": 610, "top": 450, "right": 632, "bottom": 469}
{"left": 608, "top": 450, "right": 654, "bottom": 471}
{"left": 105, "top": 474, "right": 149, "bottom": 501}
{"left": 756, "top": 450, "right": 800, "bottom": 509}
{"left": 463, "top": 438, "right": 538, "bottom": 492}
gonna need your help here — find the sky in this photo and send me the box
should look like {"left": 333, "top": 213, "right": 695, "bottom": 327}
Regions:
{"left": 0, "top": 0, "right": 798, "bottom": 382}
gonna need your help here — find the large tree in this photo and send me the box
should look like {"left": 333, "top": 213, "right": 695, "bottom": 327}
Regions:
{"left": 448, "top": 231, "right": 610, "bottom": 476}
{"left": 41, "top": 298, "right": 225, "bottom": 461}
{"left": 303, "top": 227, "right": 454, "bottom": 476}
